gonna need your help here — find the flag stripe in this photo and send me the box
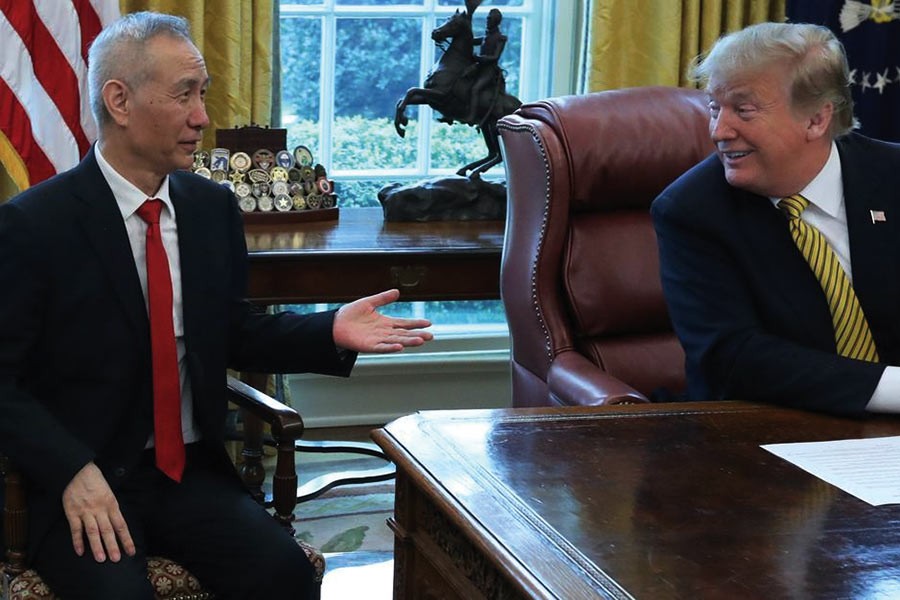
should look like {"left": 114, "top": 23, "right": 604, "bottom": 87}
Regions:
{"left": 5, "top": 1, "right": 90, "bottom": 156}
{"left": 0, "top": 0, "right": 117, "bottom": 190}
{"left": 0, "top": 77, "right": 56, "bottom": 186}
{"left": 72, "top": 0, "right": 101, "bottom": 63}
{"left": 0, "top": 9, "right": 79, "bottom": 177}
{"left": 35, "top": 0, "right": 98, "bottom": 144}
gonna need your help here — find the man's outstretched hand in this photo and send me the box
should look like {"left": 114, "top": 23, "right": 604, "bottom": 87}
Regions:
{"left": 333, "top": 289, "right": 433, "bottom": 353}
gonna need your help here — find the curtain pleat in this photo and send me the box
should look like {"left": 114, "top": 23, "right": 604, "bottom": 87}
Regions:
{"left": 586, "top": 0, "right": 786, "bottom": 91}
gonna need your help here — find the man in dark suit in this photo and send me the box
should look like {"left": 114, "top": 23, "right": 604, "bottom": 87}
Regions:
{"left": 0, "top": 11, "right": 432, "bottom": 599}
{"left": 652, "top": 22, "right": 900, "bottom": 416}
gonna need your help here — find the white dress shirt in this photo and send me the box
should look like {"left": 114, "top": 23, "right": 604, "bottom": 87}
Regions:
{"left": 95, "top": 145, "right": 200, "bottom": 443}
{"left": 769, "top": 142, "right": 900, "bottom": 413}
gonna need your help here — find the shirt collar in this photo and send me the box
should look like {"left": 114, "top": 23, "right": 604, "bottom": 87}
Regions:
{"left": 769, "top": 142, "right": 843, "bottom": 217}
{"left": 95, "top": 143, "right": 174, "bottom": 220}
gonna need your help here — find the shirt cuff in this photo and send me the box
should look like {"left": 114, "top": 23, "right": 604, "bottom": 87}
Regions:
{"left": 866, "top": 365, "right": 900, "bottom": 413}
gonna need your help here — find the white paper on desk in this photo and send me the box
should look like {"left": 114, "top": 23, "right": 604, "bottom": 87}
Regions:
{"left": 762, "top": 436, "right": 900, "bottom": 506}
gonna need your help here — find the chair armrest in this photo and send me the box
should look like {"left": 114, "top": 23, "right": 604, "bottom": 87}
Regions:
{"left": 1, "top": 453, "right": 28, "bottom": 579}
{"left": 548, "top": 351, "right": 649, "bottom": 406}
{"left": 225, "top": 375, "right": 304, "bottom": 440}
{"left": 225, "top": 375, "right": 304, "bottom": 529}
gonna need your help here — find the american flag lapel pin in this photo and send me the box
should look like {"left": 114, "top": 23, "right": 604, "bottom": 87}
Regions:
{"left": 870, "top": 210, "right": 887, "bottom": 224}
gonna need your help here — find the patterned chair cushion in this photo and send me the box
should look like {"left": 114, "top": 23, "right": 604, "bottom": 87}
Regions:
{"left": 8, "top": 540, "right": 325, "bottom": 599}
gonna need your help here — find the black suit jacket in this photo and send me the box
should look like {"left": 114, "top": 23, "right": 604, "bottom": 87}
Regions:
{"left": 652, "top": 133, "right": 900, "bottom": 415}
{"left": 0, "top": 147, "right": 355, "bottom": 552}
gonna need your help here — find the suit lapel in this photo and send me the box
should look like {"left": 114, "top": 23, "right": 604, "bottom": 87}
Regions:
{"left": 72, "top": 148, "right": 149, "bottom": 340}
{"left": 735, "top": 187, "right": 836, "bottom": 348}
{"left": 169, "top": 174, "right": 205, "bottom": 345}
{"left": 839, "top": 136, "right": 900, "bottom": 347}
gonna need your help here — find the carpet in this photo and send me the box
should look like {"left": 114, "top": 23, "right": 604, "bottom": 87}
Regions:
{"left": 291, "top": 481, "right": 396, "bottom": 553}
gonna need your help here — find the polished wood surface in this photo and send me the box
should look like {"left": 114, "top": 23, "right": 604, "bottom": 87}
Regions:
{"left": 244, "top": 207, "right": 505, "bottom": 303}
{"left": 373, "top": 402, "right": 900, "bottom": 599}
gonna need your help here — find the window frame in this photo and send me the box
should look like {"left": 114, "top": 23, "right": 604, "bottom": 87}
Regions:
{"left": 277, "top": 0, "right": 578, "bottom": 339}
{"left": 278, "top": 0, "right": 576, "bottom": 182}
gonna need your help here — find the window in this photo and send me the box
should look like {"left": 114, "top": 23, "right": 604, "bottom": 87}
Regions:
{"left": 277, "top": 0, "right": 574, "bottom": 333}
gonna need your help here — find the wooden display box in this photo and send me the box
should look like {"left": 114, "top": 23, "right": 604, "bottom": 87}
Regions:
{"left": 215, "top": 126, "right": 286, "bottom": 157}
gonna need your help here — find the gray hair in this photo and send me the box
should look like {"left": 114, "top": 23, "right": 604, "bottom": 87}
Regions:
{"left": 689, "top": 22, "right": 856, "bottom": 137}
{"left": 88, "top": 12, "right": 194, "bottom": 128}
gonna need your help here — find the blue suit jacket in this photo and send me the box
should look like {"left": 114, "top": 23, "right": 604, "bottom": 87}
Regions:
{"left": 652, "top": 133, "right": 900, "bottom": 415}
{"left": 0, "top": 147, "right": 355, "bottom": 553}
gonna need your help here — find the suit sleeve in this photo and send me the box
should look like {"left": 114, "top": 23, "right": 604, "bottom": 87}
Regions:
{"left": 0, "top": 202, "right": 96, "bottom": 494}
{"left": 221, "top": 196, "right": 356, "bottom": 376}
{"left": 652, "top": 192, "right": 884, "bottom": 416}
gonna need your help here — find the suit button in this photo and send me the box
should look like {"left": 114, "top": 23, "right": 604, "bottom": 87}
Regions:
{"left": 113, "top": 467, "right": 126, "bottom": 477}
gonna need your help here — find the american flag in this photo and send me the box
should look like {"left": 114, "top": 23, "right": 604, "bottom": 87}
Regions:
{"left": 0, "top": 0, "right": 119, "bottom": 191}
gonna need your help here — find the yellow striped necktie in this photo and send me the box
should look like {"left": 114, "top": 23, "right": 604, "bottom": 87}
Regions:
{"left": 778, "top": 194, "right": 879, "bottom": 362}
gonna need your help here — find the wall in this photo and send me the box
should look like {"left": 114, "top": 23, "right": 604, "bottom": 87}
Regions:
{"left": 288, "top": 330, "right": 512, "bottom": 428}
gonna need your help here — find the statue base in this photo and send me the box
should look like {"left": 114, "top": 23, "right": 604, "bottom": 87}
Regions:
{"left": 378, "top": 175, "right": 506, "bottom": 222}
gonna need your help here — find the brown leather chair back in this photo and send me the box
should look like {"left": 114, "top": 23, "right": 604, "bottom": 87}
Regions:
{"left": 498, "top": 87, "right": 715, "bottom": 407}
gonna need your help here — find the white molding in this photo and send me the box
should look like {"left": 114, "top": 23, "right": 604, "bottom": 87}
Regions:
{"left": 288, "top": 342, "right": 512, "bottom": 428}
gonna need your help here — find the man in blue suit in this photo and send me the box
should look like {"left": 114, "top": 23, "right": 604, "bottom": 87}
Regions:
{"left": 0, "top": 11, "right": 432, "bottom": 599}
{"left": 653, "top": 22, "right": 900, "bottom": 416}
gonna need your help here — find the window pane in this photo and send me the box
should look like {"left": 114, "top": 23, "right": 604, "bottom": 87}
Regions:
{"left": 423, "top": 300, "right": 505, "bottom": 324}
{"left": 282, "top": 300, "right": 506, "bottom": 326}
{"left": 430, "top": 122, "right": 482, "bottom": 171}
{"left": 333, "top": 17, "right": 422, "bottom": 170}
{"left": 499, "top": 16, "right": 521, "bottom": 97}
{"left": 335, "top": 178, "right": 396, "bottom": 208}
{"left": 281, "top": 16, "right": 322, "bottom": 157}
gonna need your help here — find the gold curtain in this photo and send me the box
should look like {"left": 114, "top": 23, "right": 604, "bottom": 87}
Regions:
{"left": 0, "top": 0, "right": 273, "bottom": 202}
{"left": 586, "top": 0, "right": 785, "bottom": 91}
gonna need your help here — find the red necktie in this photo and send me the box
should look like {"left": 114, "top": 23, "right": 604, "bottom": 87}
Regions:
{"left": 136, "top": 199, "right": 185, "bottom": 482}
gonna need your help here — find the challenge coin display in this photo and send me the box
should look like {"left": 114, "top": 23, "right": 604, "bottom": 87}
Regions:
{"left": 192, "top": 135, "right": 337, "bottom": 221}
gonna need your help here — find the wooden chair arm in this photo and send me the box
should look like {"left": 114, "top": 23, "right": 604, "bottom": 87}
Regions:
{"left": 225, "top": 375, "right": 302, "bottom": 529}
{"left": 1, "top": 452, "right": 28, "bottom": 581}
{"left": 225, "top": 375, "right": 305, "bottom": 440}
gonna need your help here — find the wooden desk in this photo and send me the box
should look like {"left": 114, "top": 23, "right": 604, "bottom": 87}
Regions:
{"left": 243, "top": 207, "right": 505, "bottom": 304}
{"left": 373, "top": 402, "right": 900, "bottom": 599}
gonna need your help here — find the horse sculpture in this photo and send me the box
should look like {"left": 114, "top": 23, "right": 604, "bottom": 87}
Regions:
{"left": 393, "top": 1, "right": 521, "bottom": 179}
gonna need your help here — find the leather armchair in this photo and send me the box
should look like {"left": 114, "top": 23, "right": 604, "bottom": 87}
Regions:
{"left": 497, "top": 86, "right": 715, "bottom": 407}
{"left": 1, "top": 376, "right": 325, "bottom": 600}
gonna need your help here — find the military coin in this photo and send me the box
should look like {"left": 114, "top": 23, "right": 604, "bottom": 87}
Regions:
{"left": 238, "top": 195, "right": 257, "bottom": 213}
{"left": 252, "top": 149, "right": 276, "bottom": 171}
{"left": 230, "top": 152, "right": 252, "bottom": 172}
{"left": 270, "top": 166, "right": 289, "bottom": 182}
{"left": 271, "top": 181, "right": 290, "bottom": 197}
{"left": 275, "top": 150, "right": 295, "bottom": 169}
{"left": 210, "top": 148, "right": 230, "bottom": 172}
{"left": 274, "top": 194, "right": 293, "bottom": 212}
{"left": 235, "top": 182, "right": 252, "bottom": 198}
{"left": 257, "top": 195, "right": 275, "bottom": 212}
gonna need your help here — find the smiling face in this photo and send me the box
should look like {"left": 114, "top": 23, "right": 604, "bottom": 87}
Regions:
{"left": 706, "top": 65, "right": 832, "bottom": 198}
{"left": 100, "top": 34, "right": 209, "bottom": 195}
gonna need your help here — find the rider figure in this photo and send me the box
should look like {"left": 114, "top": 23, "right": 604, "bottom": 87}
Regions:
{"left": 463, "top": 8, "right": 506, "bottom": 124}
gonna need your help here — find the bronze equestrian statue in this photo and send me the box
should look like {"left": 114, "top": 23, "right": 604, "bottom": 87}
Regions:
{"left": 393, "top": 0, "right": 521, "bottom": 179}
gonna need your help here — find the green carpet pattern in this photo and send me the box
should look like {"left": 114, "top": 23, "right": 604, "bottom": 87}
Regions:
{"left": 292, "top": 482, "right": 395, "bottom": 553}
